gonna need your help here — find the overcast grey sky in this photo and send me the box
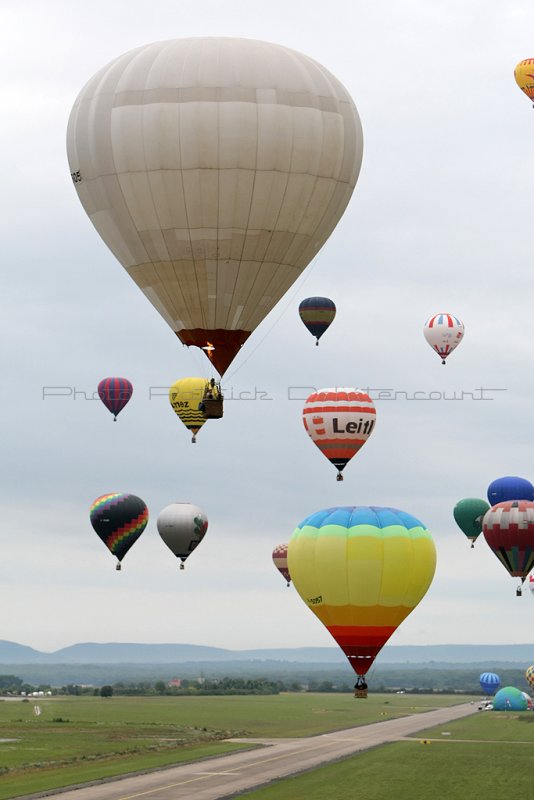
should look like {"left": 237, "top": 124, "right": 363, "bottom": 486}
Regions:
{"left": 2, "top": 0, "right": 534, "bottom": 656}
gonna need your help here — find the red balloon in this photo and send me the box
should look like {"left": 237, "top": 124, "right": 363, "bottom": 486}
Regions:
{"left": 483, "top": 500, "right": 534, "bottom": 590}
{"left": 98, "top": 377, "right": 133, "bottom": 421}
{"left": 272, "top": 543, "right": 291, "bottom": 587}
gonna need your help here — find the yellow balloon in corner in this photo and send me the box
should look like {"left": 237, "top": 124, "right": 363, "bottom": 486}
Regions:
{"left": 514, "top": 59, "right": 534, "bottom": 104}
{"left": 169, "top": 377, "right": 217, "bottom": 442}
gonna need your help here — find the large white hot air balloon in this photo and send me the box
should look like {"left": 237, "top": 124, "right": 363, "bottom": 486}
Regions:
{"left": 67, "top": 37, "right": 363, "bottom": 375}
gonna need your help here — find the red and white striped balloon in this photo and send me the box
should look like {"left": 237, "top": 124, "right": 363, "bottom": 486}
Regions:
{"left": 302, "top": 388, "right": 376, "bottom": 481}
{"left": 423, "top": 313, "right": 464, "bottom": 364}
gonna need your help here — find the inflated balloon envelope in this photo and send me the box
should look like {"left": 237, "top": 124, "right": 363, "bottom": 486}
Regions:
{"left": 67, "top": 37, "right": 363, "bottom": 375}
{"left": 288, "top": 506, "right": 436, "bottom": 677}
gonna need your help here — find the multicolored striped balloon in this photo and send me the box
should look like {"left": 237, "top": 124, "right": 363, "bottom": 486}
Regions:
{"left": 423, "top": 313, "right": 464, "bottom": 364}
{"left": 98, "top": 377, "right": 133, "bottom": 421}
{"left": 303, "top": 388, "right": 376, "bottom": 480}
{"left": 298, "top": 297, "right": 336, "bottom": 345}
{"left": 90, "top": 493, "right": 149, "bottom": 569}
{"left": 483, "top": 500, "right": 534, "bottom": 592}
{"left": 288, "top": 506, "right": 436, "bottom": 677}
{"left": 272, "top": 543, "right": 291, "bottom": 587}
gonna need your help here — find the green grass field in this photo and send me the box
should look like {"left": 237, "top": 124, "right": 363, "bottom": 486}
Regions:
{"left": 237, "top": 708, "right": 534, "bottom": 800}
{"left": 0, "top": 693, "right": 475, "bottom": 799}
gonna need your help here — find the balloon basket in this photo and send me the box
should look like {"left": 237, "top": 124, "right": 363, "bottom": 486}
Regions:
{"left": 202, "top": 397, "right": 224, "bottom": 419}
{"left": 336, "top": 473, "right": 344, "bottom": 482}
{"left": 116, "top": 563, "right": 122, "bottom": 571}
{"left": 354, "top": 689, "right": 368, "bottom": 699}
{"left": 180, "top": 563, "right": 185, "bottom": 571}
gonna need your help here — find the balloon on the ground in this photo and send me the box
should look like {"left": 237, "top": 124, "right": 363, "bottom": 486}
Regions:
{"left": 288, "top": 506, "right": 436, "bottom": 676}
{"left": 303, "top": 388, "right": 376, "bottom": 481}
{"left": 482, "top": 501, "right": 534, "bottom": 590}
{"left": 169, "top": 377, "right": 216, "bottom": 442}
{"left": 514, "top": 59, "right": 534, "bottom": 104}
{"left": 487, "top": 476, "right": 534, "bottom": 505}
{"left": 453, "top": 498, "right": 490, "bottom": 548}
{"left": 299, "top": 297, "right": 336, "bottom": 345}
{"left": 493, "top": 686, "right": 528, "bottom": 711}
{"left": 67, "top": 38, "right": 363, "bottom": 376}
{"left": 521, "top": 691, "right": 533, "bottom": 709}
{"left": 272, "top": 544, "right": 291, "bottom": 586}
{"left": 423, "top": 314, "right": 464, "bottom": 364}
{"left": 528, "top": 573, "right": 534, "bottom": 596}
{"left": 157, "top": 503, "right": 208, "bottom": 569}
{"left": 90, "top": 493, "right": 148, "bottom": 569}
{"left": 479, "top": 672, "right": 500, "bottom": 694}
{"left": 97, "top": 377, "right": 133, "bottom": 421}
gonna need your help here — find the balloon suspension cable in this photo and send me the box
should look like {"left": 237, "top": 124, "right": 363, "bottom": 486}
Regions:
{"left": 116, "top": 562, "right": 122, "bottom": 571}
{"left": 336, "top": 472, "right": 344, "bottom": 482}
{"left": 224, "top": 249, "right": 325, "bottom": 382}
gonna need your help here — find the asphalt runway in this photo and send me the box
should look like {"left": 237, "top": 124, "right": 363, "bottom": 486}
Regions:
{"left": 39, "top": 702, "right": 477, "bottom": 800}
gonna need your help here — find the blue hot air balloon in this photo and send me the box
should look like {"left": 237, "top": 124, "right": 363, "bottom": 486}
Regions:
{"left": 479, "top": 672, "right": 500, "bottom": 695}
{"left": 487, "top": 477, "right": 534, "bottom": 505}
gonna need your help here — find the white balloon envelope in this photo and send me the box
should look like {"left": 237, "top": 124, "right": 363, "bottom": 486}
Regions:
{"left": 423, "top": 313, "right": 464, "bottom": 364}
{"left": 67, "top": 37, "right": 363, "bottom": 375}
{"left": 157, "top": 502, "right": 208, "bottom": 569}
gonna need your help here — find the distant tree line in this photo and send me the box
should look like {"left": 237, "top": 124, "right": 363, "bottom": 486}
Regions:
{"left": 1, "top": 668, "right": 532, "bottom": 697}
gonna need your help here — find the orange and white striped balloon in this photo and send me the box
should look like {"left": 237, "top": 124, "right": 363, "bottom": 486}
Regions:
{"left": 302, "top": 388, "right": 376, "bottom": 480}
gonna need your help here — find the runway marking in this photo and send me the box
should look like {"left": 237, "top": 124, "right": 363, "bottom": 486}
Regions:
{"left": 115, "top": 738, "right": 346, "bottom": 799}
{"left": 194, "top": 771, "right": 242, "bottom": 776}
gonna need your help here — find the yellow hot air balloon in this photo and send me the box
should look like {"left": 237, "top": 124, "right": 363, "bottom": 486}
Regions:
{"left": 514, "top": 59, "right": 534, "bottom": 104}
{"left": 66, "top": 38, "right": 363, "bottom": 375}
{"left": 169, "top": 377, "right": 220, "bottom": 442}
{"left": 288, "top": 506, "right": 436, "bottom": 693}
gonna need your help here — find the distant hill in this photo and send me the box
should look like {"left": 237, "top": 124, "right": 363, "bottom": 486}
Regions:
{"left": 1, "top": 640, "right": 533, "bottom": 666}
